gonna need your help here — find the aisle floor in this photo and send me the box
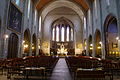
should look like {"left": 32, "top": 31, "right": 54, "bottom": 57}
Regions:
{"left": 50, "top": 58, "right": 72, "bottom": 80}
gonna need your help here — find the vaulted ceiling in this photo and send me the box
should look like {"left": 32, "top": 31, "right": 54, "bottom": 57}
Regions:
{"left": 36, "top": 0, "right": 90, "bottom": 12}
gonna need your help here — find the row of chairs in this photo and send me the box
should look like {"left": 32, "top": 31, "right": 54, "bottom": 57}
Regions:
{"left": 0, "top": 56, "right": 59, "bottom": 79}
{"left": 66, "top": 56, "right": 119, "bottom": 80}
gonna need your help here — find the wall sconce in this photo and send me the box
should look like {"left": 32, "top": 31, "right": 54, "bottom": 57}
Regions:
{"left": 90, "top": 47, "right": 93, "bottom": 50}
{"left": 90, "top": 44, "right": 93, "bottom": 46}
{"left": 116, "top": 51, "right": 119, "bottom": 55}
{"left": 24, "top": 44, "right": 28, "bottom": 49}
{"left": 90, "top": 44, "right": 93, "bottom": 50}
{"left": 38, "top": 45, "right": 40, "bottom": 49}
{"left": 97, "top": 46, "right": 101, "bottom": 49}
{"left": 5, "top": 34, "right": 9, "bottom": 39}
{"left": 109, "top": 51, "right": 111, "bottom": 54}
{"left": 112, "top": 51, "right": 115, "bottom": 54}
{"left": 32, "top": 46, "right": 35, "bottom": 50}
{"left": 23, "top": 40, "right": 25, "bottom": 44}
{"left": 116, "top": 37, "right": 119, "bottom": 40}
{"left": 99, "top": 41, "right": 102, "bottom": 45}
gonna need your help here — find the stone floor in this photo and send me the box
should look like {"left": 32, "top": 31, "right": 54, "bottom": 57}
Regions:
{"left": 50, "top": 58, "right": 72, "bottom": 80}
{"left": 0, "top": 58, "right": 120, "bottom": 80}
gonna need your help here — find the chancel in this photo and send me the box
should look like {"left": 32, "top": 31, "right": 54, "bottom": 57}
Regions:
{"left": 0, "top": 0, "right": 120, "bottom": 80}
{"left": 57, "top": 43, "right": 68, "bottom": 56}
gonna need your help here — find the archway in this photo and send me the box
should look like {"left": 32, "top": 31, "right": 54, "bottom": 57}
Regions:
{"left": 104, "top": 15, "right": 119, "bottom": 59}
{"left": 95, "top": 30, "right": 102, "bottom": 58}
{"left": 50, "top": 17, "right": 74, "bottom": 56}
{"left": 88, "top": 35, "right": 92, "bottom": 56}
{"left": 7, "top": 33, "right": 19, "bottom": 58}
{"left": 32, "top": 34, "right": 36, "bottom": 56}
{"left": 23, "top": 29, "right": 30, "bottom": 56}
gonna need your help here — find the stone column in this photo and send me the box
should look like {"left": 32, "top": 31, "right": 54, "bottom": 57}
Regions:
{"left": 92, "top": 35, "right": 95, "bottom": 57}
{"left": 86, "top": 38, "right": 89, "bottom": 56}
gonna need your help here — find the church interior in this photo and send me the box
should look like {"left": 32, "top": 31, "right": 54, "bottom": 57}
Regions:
{"left": 0, "top": 0, "right": 120, "bottom": 80}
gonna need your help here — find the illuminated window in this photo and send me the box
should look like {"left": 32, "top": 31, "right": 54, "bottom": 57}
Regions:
{"left": 66, "top": 27, "right": 69, "bottom": 41}
{"left": 15, "top": 0, "right": 20, "bottom": 5}
{"left": 106, "top": 0, "right": 110, "bottom": 6}
{"left": 34, "top": 9, "right": 37, "bottom": 25}
{"left": 61, "top": 27, "right": 65, "bottom": 42}
{"left": 56, "top": 26, "right": 59, "bottom": 41}
{"left": 84, "top": 17, "right": 86, "bottom": 31}
{"left": 52, "top": 28, "right": 55, "bottom": 41}
{"left": 28, "top": 0, "right": 31, "bottom": 18}
{"left": 71, "top": 29, "right": 73, "bottom": 41}
{"left": 94, "top": 0, "right": 97, "bottom": 18}
{"left": 39, "top": 16, "right": 41, "bottom": 33}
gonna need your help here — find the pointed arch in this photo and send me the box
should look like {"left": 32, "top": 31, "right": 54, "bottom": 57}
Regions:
{"left": 94, "top": 29, "right": 101, "bottom": 58}
{"left": 23, "top": 29, "right": 31, "bottom": 56}
{"left": 104, "top": 14, "right": 119, "bottom": 58}
{"left": 8, "top": 33, "right": 19, "bottom": 58}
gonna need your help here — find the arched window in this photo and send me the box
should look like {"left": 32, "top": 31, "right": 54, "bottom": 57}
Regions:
{"left": 39, "top": 16, "right": 42, "bottom": 33}
{"left": 61, "top": 27, "right": 65, "bottom": 42}
{"left": 15, "top": 0, "right": 20, "bottom": 5}
{"left": 56, "top": 26, "right": 59, "bottom": 41}
{"left": 84, "top": 17, "right": 86, "bottom": 31}
{"left": 94, "top": 0, "right": 97, "bottom": 18}
{"left": 106, "top": 0, "right": 110, "bottom": 6}
{"left": 66, "top": 27, "right": 69, "bottom": 41}
{"left": 8, "top": 33, "right": 19, "bottom": 58}
{"left": 34, "top": 9, "right": 37, "bottom": 25}
{"left": 52, "top": 28, "right": 55, "bottom": 41}
{"left": 71, "top": 28, "right": 73, "bottom": 41}
{"left": 28, "top": 0, "right": 31, "bottom": 18}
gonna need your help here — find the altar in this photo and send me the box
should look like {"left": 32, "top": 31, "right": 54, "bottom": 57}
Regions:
{"left": 57, "top": 43, "right": 68, "bottom": 56}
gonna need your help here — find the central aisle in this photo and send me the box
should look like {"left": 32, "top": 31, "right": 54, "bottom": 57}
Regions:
{"left": 50, "top": 58, "right": 72, "bottom": 80}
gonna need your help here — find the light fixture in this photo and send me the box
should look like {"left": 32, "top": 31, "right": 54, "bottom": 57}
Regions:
{"left": 38, "top": 45, "right": 40, "bottom": 49}
{"left": 90, "top": 47, "right": 93, "bottom": 50}
{"left": 116, "top": 51, "right": 119, "bottom": 54}
{"left": 116, "top": 37, "right": 119, "bottom": 40}
{"left": 90, "top": 57, "right": 92, "bottom": 59}
{"left": 99, "top": 41, "right": 102, "bottom": 45}
{"left": 98, "top": 58, "right": 101, "bottom": 61}
{"left": 109, "top": 51, "right": 112, "bottom": 54}
{"left": 5, "top": 34, "right": 9, "bottom": 39}
{"left": 97, "top": 46, "right": 101, "bottom": 49}
{"left": 85, "top": 47, "right": 86, "bottom": 50}
{"left": 112, "top": 51, "right": 115, "bottom": 54}
{"left": 90, "top": 44, "right": 93, "bottom": 46}
{"left": 23, "top": 40, "right": 25, "bottom": 44}
{"left": 24, "top": 44, "right": 28, "bottom": 48}
{"left": 32, "top": 46, "right": 35, "bottom": 50}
